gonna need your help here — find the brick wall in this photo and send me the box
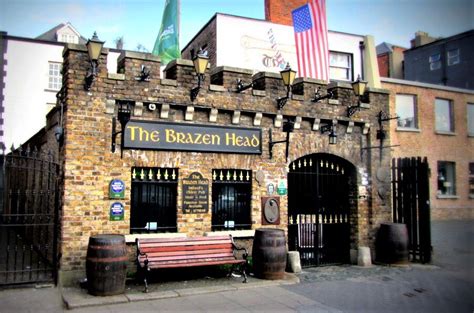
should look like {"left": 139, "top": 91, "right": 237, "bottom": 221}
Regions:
{"left": 44, "top": 43, "right": 391, "bottom": 284}
{"left": 265, "top": 0, "right": 308, "bottom": 26}
{"left": 181, "top": 17, "right": 217, "bottom": 67}
{"left": 383, "top": 80, "right": 474, "bottom": 220}
{"left": 377, "top": 53, "right": 389, "bottom": 77}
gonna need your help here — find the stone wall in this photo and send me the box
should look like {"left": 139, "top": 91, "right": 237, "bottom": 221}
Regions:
{"left": 51, "top": 43, "right": 391, "bottom": 284}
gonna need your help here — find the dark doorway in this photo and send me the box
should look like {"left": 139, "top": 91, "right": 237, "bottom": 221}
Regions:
{"left": 288, "top": 153, "right": 356, "bottom": 267}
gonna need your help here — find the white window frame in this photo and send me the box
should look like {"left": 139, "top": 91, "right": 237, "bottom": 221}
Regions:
{"left": 447, "top": 48, "right": 460, "bottom": 66}
{"left": 329, "top": 51, "right": 352, "bottom": 81}
{"left": 429, "top": 53, "right": 441, "bottom": 71}
{"left": 396, "top": 94, "right": 418, "bottom": 130}
{"left": 437, "top": 161, "right": 456, "bottom": 197}
{"left": 435, "top": 98, "right": 454, "bottom": 133}
{"left": 48, "top": 62, "right": 62, "bottom": 91}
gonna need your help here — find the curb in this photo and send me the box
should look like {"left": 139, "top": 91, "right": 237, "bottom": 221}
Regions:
{"left": 62, "top": 273, "right": 299, "bottom": 310}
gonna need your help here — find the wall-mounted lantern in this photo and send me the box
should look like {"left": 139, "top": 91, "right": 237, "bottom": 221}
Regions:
{"left": 84, "top": 32, "right": 105, "bottom": 91}
{"left": 347, "top": 75, "right": 369, "bottom": 117}
{"left": 111, "top": 102, "right": 132, "bottom": 157}
{"left": 320, "top": 121, "right": 337, "bottom": 145}
{"left": 190, "top": 49, "right": 209, "bottom": 101}
{"left": 276, "top": 63, "right": 297, "bottom": 110}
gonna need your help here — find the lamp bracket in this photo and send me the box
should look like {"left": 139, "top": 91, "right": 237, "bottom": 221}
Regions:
{"left": 135, "top": 65, "right": 151, "bottom": 81}
{"left": 277, "top": 96, "right": 288, "bottom": 110}
{"left": 312, "top": 87, "right": 334, "bottom": 102}
{"left": 190, "top": 74, "right": 205, "bottom": 101}
{"left": 235, "top": 79, "right": 253, "bottom": 93}
{"left": 268, "top": 128, "right": 290, "bottom": 161}
{"left": 347, "top": 103, "right": 362, "bottom": 117}
{"left": 320, "top": 124, "right": 333, "bottom": 133}
{"left": 378, "top": 110, "right": 399, "bottom": 124}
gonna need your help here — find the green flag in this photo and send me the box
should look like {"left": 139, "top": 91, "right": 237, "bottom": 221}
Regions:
{"left": 153, "top": 0, "right": 180, "bottom": 65}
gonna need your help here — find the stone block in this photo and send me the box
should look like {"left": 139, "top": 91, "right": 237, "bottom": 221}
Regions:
{"left": 286, "top": 251, "right": 302, "bottom": 273}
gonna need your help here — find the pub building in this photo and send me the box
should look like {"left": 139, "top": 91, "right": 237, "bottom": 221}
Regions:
{"left": 32, "top": 38, "right": 391, "bottom": 286}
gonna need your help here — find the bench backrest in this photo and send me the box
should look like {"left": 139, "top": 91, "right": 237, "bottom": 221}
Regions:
{"left": 137, "top": 236, "right": 236, "bottom": 266}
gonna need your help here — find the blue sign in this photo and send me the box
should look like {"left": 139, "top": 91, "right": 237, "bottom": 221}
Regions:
{"left": 109, "top": 179, "right": 125, "bottom": 199}
{"left": 110, "top": 202, "right": 124, "bottom": 221}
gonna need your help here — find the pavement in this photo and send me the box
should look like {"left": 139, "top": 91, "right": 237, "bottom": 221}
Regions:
{"left": 0, "top": 219, "right": 473, "bottom": 313}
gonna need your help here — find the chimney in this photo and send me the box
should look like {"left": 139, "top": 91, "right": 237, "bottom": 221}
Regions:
{"left": 410, "top": 31, "right": 437, "bottom": 48}
{"left": 265, "top": 0, "right": 308, "bottom": 25}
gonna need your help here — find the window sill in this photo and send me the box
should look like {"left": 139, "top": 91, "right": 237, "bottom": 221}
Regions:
{"left": 396, "top": 127, "right": 420, "bottom": 133}
{"left": 436, "top": 195, "right": 459, "bottom": 200}
{"left": 468, "top": 134, "right": 474, "bottom": 138}
{"left": 125, "top": 232, "right": 186, "bottom": 244}
{"left": 45, "top": 88, "right": 61, "bottom": 93}
{"left": 435, "top": 131, "right": 457, "bottom": 136}
{"left": 204, "top": 229, "right": 255, "bottom": 238}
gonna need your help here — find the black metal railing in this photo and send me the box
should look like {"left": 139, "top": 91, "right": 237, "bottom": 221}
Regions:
{"left": 0, "top": 147, "right": 60, "bottom": 286}
{"left": 392, "top": 157, "right": 431, "bottom": 263}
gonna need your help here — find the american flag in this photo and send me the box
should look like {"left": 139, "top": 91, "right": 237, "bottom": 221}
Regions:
{"left": 292, "top": 0, "right": 329, "bottom": 81}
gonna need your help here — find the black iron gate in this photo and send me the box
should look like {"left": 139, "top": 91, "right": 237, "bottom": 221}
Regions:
{"left": 288, "top": 154, "right": 356, "bottom": 267}
{"left": 0, "top": 147, "right": 60, "bottom": 286}
{"left": 392, "top": 157, "right": 431, "bottom": 263}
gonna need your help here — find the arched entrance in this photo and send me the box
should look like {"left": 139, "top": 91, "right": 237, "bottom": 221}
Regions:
{"left": 288, "top": 153, "right": 357, "bottom": 267}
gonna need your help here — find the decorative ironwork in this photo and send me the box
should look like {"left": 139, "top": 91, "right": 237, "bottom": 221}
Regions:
{"left": 130, "top": 167, "right": 178, "bottom": 234}
{"left": 287, "top": 154, "right": 355, "bottom": 267}
{"left": 212, "top": 169, "right": 252, "bottom": 231}
{"left": 0, "top": 146, "right": 60, "bottom": 285}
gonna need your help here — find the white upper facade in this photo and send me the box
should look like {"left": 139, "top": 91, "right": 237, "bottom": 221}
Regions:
{"left": 1, "top": 26, "right": 120, "bottom": 151}
{"left": 214, "top": 14, "right": 364, "bottom": 81}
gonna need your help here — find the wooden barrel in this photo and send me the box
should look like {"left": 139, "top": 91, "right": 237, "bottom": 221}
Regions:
{"left": 252, "top": 228, "right": 287, "bottom": 280}
{"left": 86, "top": 234, "right": 127, "bottom": 296}
{"left": 375, "top": 223, "right": 409, "bottom": 264}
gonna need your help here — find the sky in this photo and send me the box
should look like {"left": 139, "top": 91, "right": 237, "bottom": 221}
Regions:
{"left": 0, "top": 0, "right": 473, "bottom": 52}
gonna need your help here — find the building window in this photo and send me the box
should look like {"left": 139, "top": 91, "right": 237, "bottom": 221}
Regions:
{"left": 59, "top": 34, "right": 78, "bottom": 44}
{"left": 396, "top": 94, "right": 418, "bottom": 129}
{"left": 212, "top": 169, "right": 252, "bottom": 231}
{"left": 468, "top": 103, "right": 474, "bottom": 136}
{"left": 437, "top": 161, "right": 456, "bottom": 196}
{"left": 329, "top": 51, "right": 352, "bottom": 81}
{"left": 131, "top": 167, "right": 178, "bottom": 233}
{"left": 435, "top": 98, "right": 454, "bottom": 133}
{"left": 48, "top": 62, "right": 62, "bottom": 90}
{"left": 429, "top": 53, "right": 441, "bottom": 70}
{"left": 469, "top": 163, "right": 474, "bottom": 198}
{"left": 447, "top": 48, "right": 460, "bottom": 66}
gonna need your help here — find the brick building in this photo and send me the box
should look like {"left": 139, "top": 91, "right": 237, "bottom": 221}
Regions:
{"left": 381, "top": 77, "right": 474, "bottom": 219}
{"left": 27, "top": 38, "right": 391, "bottom": 285}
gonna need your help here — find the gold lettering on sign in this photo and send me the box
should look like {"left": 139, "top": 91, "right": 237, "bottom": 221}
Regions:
{"left": 127, "top": 126, "right": 160, "bottom": 142}
{"left": 166, "top": 129, "right": 220, "bottom": 145}
{"left": 225, "top": 133, "right": 260, "bottom": 147}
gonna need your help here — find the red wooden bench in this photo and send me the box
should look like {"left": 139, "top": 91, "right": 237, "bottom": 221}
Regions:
{"left": 136, "top": 235, "right": 248, "bottom": 292}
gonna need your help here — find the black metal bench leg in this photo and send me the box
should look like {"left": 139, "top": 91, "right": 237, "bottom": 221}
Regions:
{"left": 241, "top": 263, "right": 247, "bottom": 283}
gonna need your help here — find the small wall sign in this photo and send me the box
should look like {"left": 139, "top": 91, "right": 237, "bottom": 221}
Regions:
{"left": 109, "top": 202, "right": 124, "bottom": 221}
{"left": 277, "top": 179, "right": 287, "bottom": 195}
{"left": 182, "top": 172, "right": 209, "bottom": 213}
{"left": 109, "top": 179, "right": 125, "bottom": 199}
{"left": 267, "top": 183, "right": 275, "bottom": 195}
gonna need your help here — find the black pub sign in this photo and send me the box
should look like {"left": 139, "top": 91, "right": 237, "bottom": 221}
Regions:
{"left": 182, "top": 172, "right": 209, "bottom": 213}
{"left": 123, "top": 120, "right": 262, "bottom": 154}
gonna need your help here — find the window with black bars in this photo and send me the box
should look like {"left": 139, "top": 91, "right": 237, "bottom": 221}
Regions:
{"left": 131, "top": 167, "right": 178, "bottom": 233}
{"left": 212, "top": 169, "right": 252, "bottom": 231}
